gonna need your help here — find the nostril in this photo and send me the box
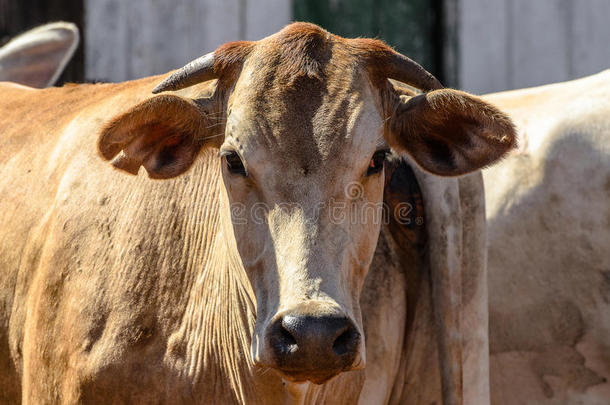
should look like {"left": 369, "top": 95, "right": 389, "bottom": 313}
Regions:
{"left": 280, "top": 324, "right": 297, "bottom": 347}
{"left": 332, "top": 326, "right": 358, "bottom": 356}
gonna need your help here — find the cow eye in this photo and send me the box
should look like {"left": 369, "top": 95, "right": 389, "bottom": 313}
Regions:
{"left": 223, "top": 151, "right": 247, "bottom": 176}
{"left": 366, "top": 150, "right": 389, "bottom": 176}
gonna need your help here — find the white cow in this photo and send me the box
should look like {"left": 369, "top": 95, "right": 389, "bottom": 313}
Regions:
{"left": 483, "top": 71, "right": 610, "bottom": 404}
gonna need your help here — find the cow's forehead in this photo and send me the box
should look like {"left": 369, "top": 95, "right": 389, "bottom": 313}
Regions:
{"left": 224, "top": 26, "right": 384, "bottom": 178}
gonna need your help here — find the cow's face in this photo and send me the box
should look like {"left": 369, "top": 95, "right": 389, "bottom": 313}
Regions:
{"left": 98, "top": 23, "right": 516, "bottom": 384}
{"left": 219, "top": 46, "right": 387, "bottom": 383}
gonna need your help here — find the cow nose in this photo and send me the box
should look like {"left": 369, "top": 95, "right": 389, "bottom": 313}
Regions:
{"left": 280, "top": 315, "right": 358, "bottom": 356}
{"left": 266, "top": 313, "right": 361, "bottom": 383}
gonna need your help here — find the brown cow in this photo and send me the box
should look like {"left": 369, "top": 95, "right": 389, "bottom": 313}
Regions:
{"left": 0, "top": 23, "right": 515, "bottom": 404}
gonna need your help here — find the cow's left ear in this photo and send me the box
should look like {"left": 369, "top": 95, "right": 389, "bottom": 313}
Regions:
{"left": 386, "top": 89, "right": 517, "bottom": 176}
{"left": 98, "top": 94, "right": 218, "bottom": 179}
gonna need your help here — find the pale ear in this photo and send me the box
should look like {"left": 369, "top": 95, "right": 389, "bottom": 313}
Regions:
{"left": 98, "top": 94, "right": 217, "bottom": 179}
{"left": 0, "top": 22, "right": 79, "bottom": 88}
{"left": 386, "top": 89, "right": 517, "bottom": 176}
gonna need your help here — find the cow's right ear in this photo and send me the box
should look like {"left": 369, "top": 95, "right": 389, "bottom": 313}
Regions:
{"left": 98, "top": 94, "right": 219, "bottom": 179}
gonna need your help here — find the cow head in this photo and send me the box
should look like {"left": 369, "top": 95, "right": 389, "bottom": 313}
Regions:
{"left": 98, "top": 23, "right": 515, "bottom": 384}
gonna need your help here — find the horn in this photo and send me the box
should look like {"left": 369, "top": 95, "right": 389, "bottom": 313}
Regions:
{"left": 374, "top": 50, "right": 444, "bottom": 92}
{"left": 152, "top": 52, "right": 217, "bottom": 94}
{"left": 152, "top": 41, "right": 254, "bottom": 94}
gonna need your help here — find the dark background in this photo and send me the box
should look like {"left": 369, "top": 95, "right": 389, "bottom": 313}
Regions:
{"left": 294, "top": 0, "right": 451, "bottom": 84}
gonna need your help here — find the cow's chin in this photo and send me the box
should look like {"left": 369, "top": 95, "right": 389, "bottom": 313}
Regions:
{"left": 271, "top": 357, "right": 366, "bottom": 385}
{"left": 273, "top": 368, "right": 344, "bottom": 385}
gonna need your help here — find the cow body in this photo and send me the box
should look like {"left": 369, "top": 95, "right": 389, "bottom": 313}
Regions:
{"left": 0, "top": 80, "right": 434, "bottom": 404}
{"left": 1, "top": 23, "right": 515, "bottom": 404}
{"left": 483, "top": 71, "right": 610, "bottom": 404}
{"left": 0, "top": 80, "right": 338, "bottom": 403}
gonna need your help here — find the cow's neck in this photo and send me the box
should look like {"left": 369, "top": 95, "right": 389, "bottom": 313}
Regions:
{"left": 157, "top": 155, "right": 259, "bottom": 403}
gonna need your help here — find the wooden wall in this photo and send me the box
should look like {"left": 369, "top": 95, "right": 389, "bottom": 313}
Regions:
{"left": 85, "top": 0, "right": 291, "bottom": 82}
{"left": 459, "top": 0, "right": 610, "bottom": 94}
{"left": 3, "top": 0, "right": 608, "bottom": 91}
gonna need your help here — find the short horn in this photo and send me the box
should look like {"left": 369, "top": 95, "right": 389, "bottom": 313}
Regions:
{"left": 152, "top": 52, "right": 217, "bottom": 94}
{"left": 152, "top": 41, "right": 254, "bottom": 94}
{"left": 374, "top": 49, "right": 443, "bottom": 92}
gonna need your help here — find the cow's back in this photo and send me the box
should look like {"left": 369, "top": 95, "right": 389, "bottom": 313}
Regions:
{"left": 483, "top": 71, "right": 610, "bottom": 404}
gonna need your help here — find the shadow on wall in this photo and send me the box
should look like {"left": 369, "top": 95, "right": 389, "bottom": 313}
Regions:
{"left": 486, "top": 128, "right": 610, "bottom": 403}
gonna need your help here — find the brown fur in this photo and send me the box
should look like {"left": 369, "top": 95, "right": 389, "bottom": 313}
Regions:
{"left": 98, "top": 95, "right": 217, "bottom": 178}
{"left": 212, "top": 41, "right": 255, "bottom": 84}
{"left": 387, "top": 89, "right": 517, "bottom": 176}
{"left": 0, "top": 22, "right": 513, "bottom": 404}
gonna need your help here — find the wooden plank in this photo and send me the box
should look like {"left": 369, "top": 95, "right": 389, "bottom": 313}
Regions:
{"left": 377, "top": 0, "right": 440, "bottom": 74}
{"left": 459, "top": 0, "right": 610, "bottom": 93}
{"left": 294, "top": 0, "right": 376, "bottom": 38}
{"left": 442, "top": 0, "right": 460, "bottom": 88}
{"left": 202, "top": 0, "right": 241, "bottom": 48}
{"left": 245, "top": 0, "right": 291, "bottom": 41}
{"left": 458, "top": 0, "right": 509, "bottom": 94}
{"left": 85, "top": 0, "right": 128, "bottom": 82}
{"left": 571, "top": 0, "right": 610, "bottom": 78}
{"left": 509, "top": 0, "right": 570, "bottom": 89}
{"left": 85, "top": 0, "right": 242, "bottom": 82}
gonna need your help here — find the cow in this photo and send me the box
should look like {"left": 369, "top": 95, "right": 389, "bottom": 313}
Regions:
{"left": 0, "top": 23, "right": 516, "bottom": 404}
{"left": 0, "top": 22, "right": 79, "bottom": 88}
{"left": 481, "top": 71, "right": 610, "bottom": 404}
